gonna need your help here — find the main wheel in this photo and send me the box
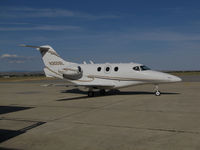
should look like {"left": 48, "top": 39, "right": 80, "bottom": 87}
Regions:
{"left": 155, "top": 90, "right": 161, "bottom": 96}
{"left": 88, "top": 91, "right": 94, "bottom": 97}
{"left": 100, "top": 89, "right": 106, "bottom": 95}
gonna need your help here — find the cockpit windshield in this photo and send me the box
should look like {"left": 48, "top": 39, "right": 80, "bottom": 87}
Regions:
{"left": 133, "top": 65, "right": 151, "bottom": 71}
{"left": 140, "top": 65, "right": 151, "bottom": 71}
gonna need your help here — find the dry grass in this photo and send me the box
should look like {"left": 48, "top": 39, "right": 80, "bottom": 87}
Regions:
{"left": 0, "top": 76, "right": 54, "bottom": 82}
{"left": 168, "top": 71, "right": 200, "bottom": 76}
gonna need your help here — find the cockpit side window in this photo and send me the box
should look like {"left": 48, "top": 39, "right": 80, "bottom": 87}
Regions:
{"left": 140, "top": 65, "right": 151, "bottom": 71}
{"left": 78, "top": 66, "right": 82, "bottom": 72}
{"left": 133, "top": 66, "right": 140, "bottom": 71}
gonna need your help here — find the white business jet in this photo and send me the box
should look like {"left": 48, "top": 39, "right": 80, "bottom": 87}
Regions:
{"left": 20, "top": 44, "right": 182, "bottom": 97}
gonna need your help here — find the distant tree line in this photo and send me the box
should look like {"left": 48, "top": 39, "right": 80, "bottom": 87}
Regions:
{"left": 0, "top": 72, "right": 45, "bottom": 78}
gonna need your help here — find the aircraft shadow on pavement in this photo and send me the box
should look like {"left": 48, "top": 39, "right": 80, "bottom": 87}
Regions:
{"left": 61, "top": 88, "right": 87, "bottom": 94}
{"left": 0, "top": 106, "right": 33, "bottom": 115}
{"left": 57, "top": 89, "right": 180, "bottom": 101}
{"left": 0, "top": 106, "right": 46, "bottom": 144}
{"left": 0, "top": 121, "right": 45, "bottom": 144}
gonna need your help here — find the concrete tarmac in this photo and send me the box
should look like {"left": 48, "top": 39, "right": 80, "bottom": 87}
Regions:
{"left": 0, "top": 76, "right": 200, "bottom": 150}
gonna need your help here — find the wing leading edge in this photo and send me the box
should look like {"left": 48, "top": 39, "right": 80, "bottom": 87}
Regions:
{"left": 41, "top": 83, "right": 115, "bottom": 89}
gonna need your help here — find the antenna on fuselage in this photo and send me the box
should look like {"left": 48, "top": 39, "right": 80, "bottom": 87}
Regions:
{"left": 89, "top": 60, "right": 94, "bottom": 64}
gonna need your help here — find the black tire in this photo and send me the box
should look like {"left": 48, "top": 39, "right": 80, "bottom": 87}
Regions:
{"left": 100, "top": 89, "right": 106, "bottom": 95}
{"left": 88, "top": 91, "right": 94, "bottom": 97}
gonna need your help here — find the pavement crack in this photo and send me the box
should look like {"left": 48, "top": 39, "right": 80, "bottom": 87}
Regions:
{"left": 0, "top": 117, "right": 42, "bottom": 123}
{"left": 74, "top": 121, "right": 200, "bottom": 135}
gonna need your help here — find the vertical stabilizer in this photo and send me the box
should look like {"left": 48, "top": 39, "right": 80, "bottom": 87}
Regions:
{"left": 20, "top": 44, "right": 74, "bottom": 78}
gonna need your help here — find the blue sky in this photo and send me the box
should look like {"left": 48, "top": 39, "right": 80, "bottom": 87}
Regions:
{"left": 0, "top": 0, "right": 200, "bottom": 71}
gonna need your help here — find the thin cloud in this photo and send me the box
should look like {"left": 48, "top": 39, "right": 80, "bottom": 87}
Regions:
{"left": 0, "top": 25, "right": 80, "bottom": 31}
{"left": 1, "top": 54, "right": 18, "bottom": 59}
{"left": 0, "top": 7, "right": 119, "bottom": 20}
{"left": 45, "top": 30, "right": 200, "bottom": 42}
{"left": 99, "top": 30, "right": 200, "bottom": 42}
{"left": 161, "top": 7, "right": 185, "bottom": 13}
{"left": 123, "top": 31, "right": 200, "bottom": 41}
{"left": 0, "top": 54, "right": 36, "bottom": 63}
{"left": 0, "top": 22, "right": 30, "bottom": 25}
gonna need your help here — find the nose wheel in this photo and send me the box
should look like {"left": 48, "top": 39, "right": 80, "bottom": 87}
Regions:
{"left": 155, "top": 90, "right": 161, "bottom": 96}
{"left": 154, "top": 85, "right": 161, "bottom": 96}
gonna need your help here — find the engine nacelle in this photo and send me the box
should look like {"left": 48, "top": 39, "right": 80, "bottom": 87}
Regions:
{"left": 59, "top": 66, "right": 83, "bottom": 80}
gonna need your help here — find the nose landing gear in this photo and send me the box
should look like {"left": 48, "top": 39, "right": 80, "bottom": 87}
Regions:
{"left": 155, "top": 90, "right": 161, "bottom": 96}
{"left": 154, "top": 85, "right": 161, "bottom": 96}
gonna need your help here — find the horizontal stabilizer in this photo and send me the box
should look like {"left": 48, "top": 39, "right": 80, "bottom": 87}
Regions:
{"left": 19, "top": 44, "right": 50, "bottom": 51}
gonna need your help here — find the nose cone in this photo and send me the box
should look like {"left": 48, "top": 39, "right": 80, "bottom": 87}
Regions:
{"left": 141, "top": 70, "right": 182, "bottom": 83}
{"left": 167, "top": 75, "right": 182, "bottom": 82}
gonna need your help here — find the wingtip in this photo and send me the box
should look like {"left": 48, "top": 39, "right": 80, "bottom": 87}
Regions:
{"left": 19, "top": 44, "right": 26, "bottom": 47}
{"left": 18, "top": 44, "right": 41, "bottom": 49}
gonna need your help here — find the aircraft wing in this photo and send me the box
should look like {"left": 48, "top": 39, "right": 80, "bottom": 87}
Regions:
{"left": 41, "top": 83, "right": 115, "bottom": 89}
{"left": 79, "top": 84, "right": 115, "bottom": 89}
{"left": 87, "top": 75, "right": 166, "bottom": 82}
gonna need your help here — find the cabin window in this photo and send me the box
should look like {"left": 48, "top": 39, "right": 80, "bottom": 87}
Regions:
{"left": 106, "top": 67, "right": 110, "bottom": 72}
{"left": 133, "top": 66, "right": 140, "bottom": 71}
{"left": 114, "top": 67, "right": 119, "bottom": 72}
{"left": 97, "top": 67, "right": 101, "bottom": 72}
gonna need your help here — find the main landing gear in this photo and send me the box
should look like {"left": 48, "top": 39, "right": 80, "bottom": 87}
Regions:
{"left": 154, "top": 85, "right": 161, "bottom": 96}
{"left": 87, "top": 89, "right": 106, "bottom": 97}
{"left": 99, "top": 89, "right": 106, "bottom": 95}
{"left": 88, "top": 86, "right": 161, "bottom": 97}
{"left": 88, "top": 91, "right": 94, "bottom": 97}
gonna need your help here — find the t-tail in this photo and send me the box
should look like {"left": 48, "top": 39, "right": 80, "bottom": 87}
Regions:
{"left": 20, "top": 44, "right": 82, "bottom": 80}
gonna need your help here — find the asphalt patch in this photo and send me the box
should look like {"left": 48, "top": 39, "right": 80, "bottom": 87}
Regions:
{"left": 0, "top": 147, "right": 19, "bottom": 150}
{"left": 16, "top": 91, "right": 41, "bottom": 94}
